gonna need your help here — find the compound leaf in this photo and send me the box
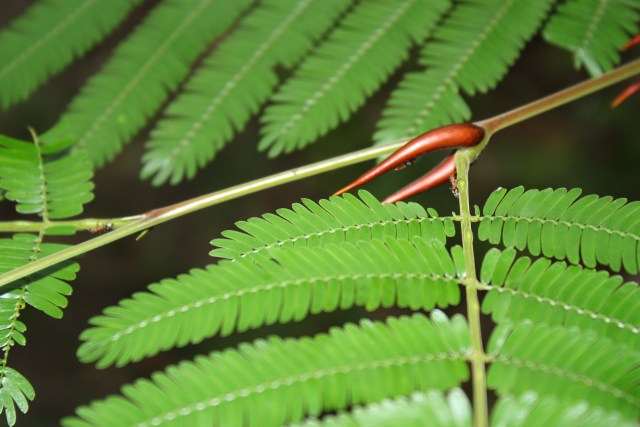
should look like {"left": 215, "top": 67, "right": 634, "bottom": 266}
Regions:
{"left": 480, "top": 248, "right": 640, "bottom": 350}
{"left": 43, "top": 0, "right": 252, "bottom": 167}
{"left": 67, "top": 313, "right": 470, "bottom": 426}
{"left": 0, "top": 0, "right": 144, "bottom": 108}
{"left": 78, "top": 238, "right": 462, "bottom": 368}
{"left": 543, "top": 0, "right": 640, "bottom": 76}
{"left": 141, "top": 0, "right": 352, "bottom": 185}
{"left": 210, "top": 191, "right": 455, "bottom": 260}
{"left": 259, "top": 0, "right": 450, "bottom": 156}
{"left": 375, "top": 0, "right": 553, "bottom": 145}
{"left": 479, "top": 187, "right": 640, "bottom": 275}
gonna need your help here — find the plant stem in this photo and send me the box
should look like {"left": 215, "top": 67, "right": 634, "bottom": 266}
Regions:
{"left": 455, "top": 150, "right": 488, "bottom": 427}
{"left": 0, "top": 141, "right": 406, "bottom": 289}
{"left": 478, "top": 58, "right": 640, "bottom": 135}
{"left": 1, "top": 58, "right": 639, "bottom": 290}
{"left": 0, "top": 217, "right": 142, "bottom": 233}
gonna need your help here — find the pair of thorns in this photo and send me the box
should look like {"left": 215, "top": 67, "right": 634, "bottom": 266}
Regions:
{"left": 335, "top": 36, "right": 639, "bottom": 203}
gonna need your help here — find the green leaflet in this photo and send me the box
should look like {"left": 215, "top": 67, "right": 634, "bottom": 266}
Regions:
{"left": 0, "top": 234, "right": 77, "bottom": 320}
{"left": 66, "top": 312, "right": 470, "bottom": 427}
{"left": 0, "top": 368, "right": 35, "bottom": 427}
{"left": 294, "top": 389, "right": 637, "bottom": 427}
{"left": 78, "top": 237, "right": 462, "bottom": 368}
{"left": 42, "top": 0, "right": 252, "bottom": 166}
{"left": 0, "top": 133, "right": 86, "bottom": 424}
{"left": 480, "top": 248, "right": 640, "bottom": 350}
{"left": 543, "top": 0, "right": 640, "bottom": 76}
{"left": 210, "top": 191, "right": 456, "bottom": 260}
{"left": 0, "top": 134, "right": 94, "bottom": 219}
{"left": 0, "top": 0, "right": 637, "bottom": 424}
{"left": 491, "top": 393, "right": 638, "bottom": 427}
{"left": 479, "top": 186, "right": 640, "bottom": 274}
{"left": 141, "top": 0, "right": 352, "bottom": 185}
{"left": 488, "top": 321, "right": 640, "bottom": 418}
{"left": 375, "top": 0, "right": 553, "bottom": 145}
{"left": 258, "top": 0, "right": 450, "bottom": 156}
{"left": 0, "top": 234, "right": 79, "bottom": 425}
{"left": 0, "top": 0, "right": 144, "bottom": 109}
{"left": 292, "top": 389, "right": 471, "bottom": 427}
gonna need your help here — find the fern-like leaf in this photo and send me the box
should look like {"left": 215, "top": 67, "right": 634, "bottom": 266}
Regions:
{"left": 0, "top": 134, "right": 93, "bottom": 219}
{"left": 141, "top": 0, "right": 352, "bottom": 185}
{"left": 78, "top": 237, "right": 463, "bottom": 368}
{"left": 42, "top": 0, "right": 252, "bottom": 167}
{"left": 0, "top": 131, "right": 86, "bottom": 424}
{"left": 258, "top": 0, "right": 450, "bottom": 156}
{"left": 488, "top": 321, "right": 640, "bottom": 418}
{"left": 543, "top": 0, "right": 640, "bottom": 76}
{"left": 0, "top": 233, "right": 79, "bottom": 425}
{"left": 66, "top": 312, "right": 469, "bottom": 427}
{"left": 491, "top": 393, "right": 638, "bottom": 427}
{"left": 210, "top": 191, "right": 456, "bottom": 260}
{"left": 479, "top": 186, "right": 640, "bottom": 274}
{"left": 295, "top": 389, "right": 637, "bottom": 427}
{"left": 0, "top": 0, "right": 144, "bottom": 109}
{"left": 0, "top": 234, "right": 78, "bottom": 319}
{"left": 291, "top": 389, "right": 471, "bottom": 427}
{"left": 480, "top": 248, "right": 640, "bottom": 350}
{"left": 375, "top": 0, "right": 553, "bottom": 145}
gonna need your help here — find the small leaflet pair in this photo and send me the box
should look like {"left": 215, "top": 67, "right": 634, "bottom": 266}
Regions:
{"left": 334, "top": 123, "right": 485, "bottom": 203}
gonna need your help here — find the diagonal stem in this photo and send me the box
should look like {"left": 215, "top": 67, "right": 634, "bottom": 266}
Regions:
{"left": 478, "top": 58, "right": 640, "bottom": 136}
{"left": 0, "top": 59, "right": 639, "bottom": 291}
{"left": 0, "top": 142, "right": 406, "bottom": 289}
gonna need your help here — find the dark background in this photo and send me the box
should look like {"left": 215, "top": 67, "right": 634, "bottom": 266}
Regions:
{"left": 1, "top": 1, "right": 639, "bottom": 425}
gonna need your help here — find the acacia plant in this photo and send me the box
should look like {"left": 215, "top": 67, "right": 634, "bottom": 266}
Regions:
{"left": 0, "top": 0, "right": 639, "bottom": 425}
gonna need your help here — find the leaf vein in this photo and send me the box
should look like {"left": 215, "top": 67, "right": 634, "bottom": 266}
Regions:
{"left": 109, "top": 273, "right": 460, "bottom": 343}
{"left": 0, "top": 0, "right": 97, "bottom": 78}
{"left": 494, "top": 355, "right": 640, "bottom": 406}
{"left": 486, "top": 284, "right": 639, "bottom": 334}
{"left": 137, "top": 351, "right": 467, "bottom": 427}
{"left": 277, "top": 0, "right": 418, "bottom": 136}
{"left": 408, "top": 0, "right": 515, "bottom": 134}
{"left": 235, "top": 216, "right": 454, "bottom": 259}
{"left": 76, "top": 0, "right": 214, "bottom": 149}
{"left": 167, "top": 0, "right": 316, "bottom": 164}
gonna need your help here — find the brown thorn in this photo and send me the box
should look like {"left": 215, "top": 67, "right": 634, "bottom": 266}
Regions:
{"left": 611, "top": 81, "right": 640, "bottom": 107}
{"left": 333, "top": 123, "right": 484, "bottom": 196}
{"left": 621, "top": 35, "right": 640, "bottom": 52}
{"left": 382, "top": 154, "right": 456, "bottom": 204}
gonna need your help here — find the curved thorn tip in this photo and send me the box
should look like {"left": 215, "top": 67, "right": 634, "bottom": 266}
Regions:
{"left": 621, "top": 34, "right": 640, "bottom": 52}
{"left": 382, "top": 154, "right": 456, "bottom": 204}
{"left": 333, "top": 123, "right": 483, "bottom": 196}
{"left": 612, "top": 81, "right": 640, "bottom": 107}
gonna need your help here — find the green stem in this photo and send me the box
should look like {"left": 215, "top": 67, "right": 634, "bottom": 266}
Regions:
{"left": 0, "top": 58, "right": 639, "bottom": 290}
{"left": 476, "top": 58, "right": 640, "bottom": 144}
{"left": 0, "top": 217, "right": 141, "bottom": 233}
{"left": 0, "top": 142, "right": 406, "bottom": 289}
{"left": 455, "top": 151, "right": 487, "bottom": 427}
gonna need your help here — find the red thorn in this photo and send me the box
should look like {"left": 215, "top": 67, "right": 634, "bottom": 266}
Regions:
{"left": 611, "top": 81, "right": 640, "bottom": 107}
{"left": 333, "top": 123, "right": 484, "bottom": 196}
{"left": 621, "top": 35, "right": 640, "bottom": 52}
{"left": 382, "top": 154, "right": 456, "bottom": 204}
